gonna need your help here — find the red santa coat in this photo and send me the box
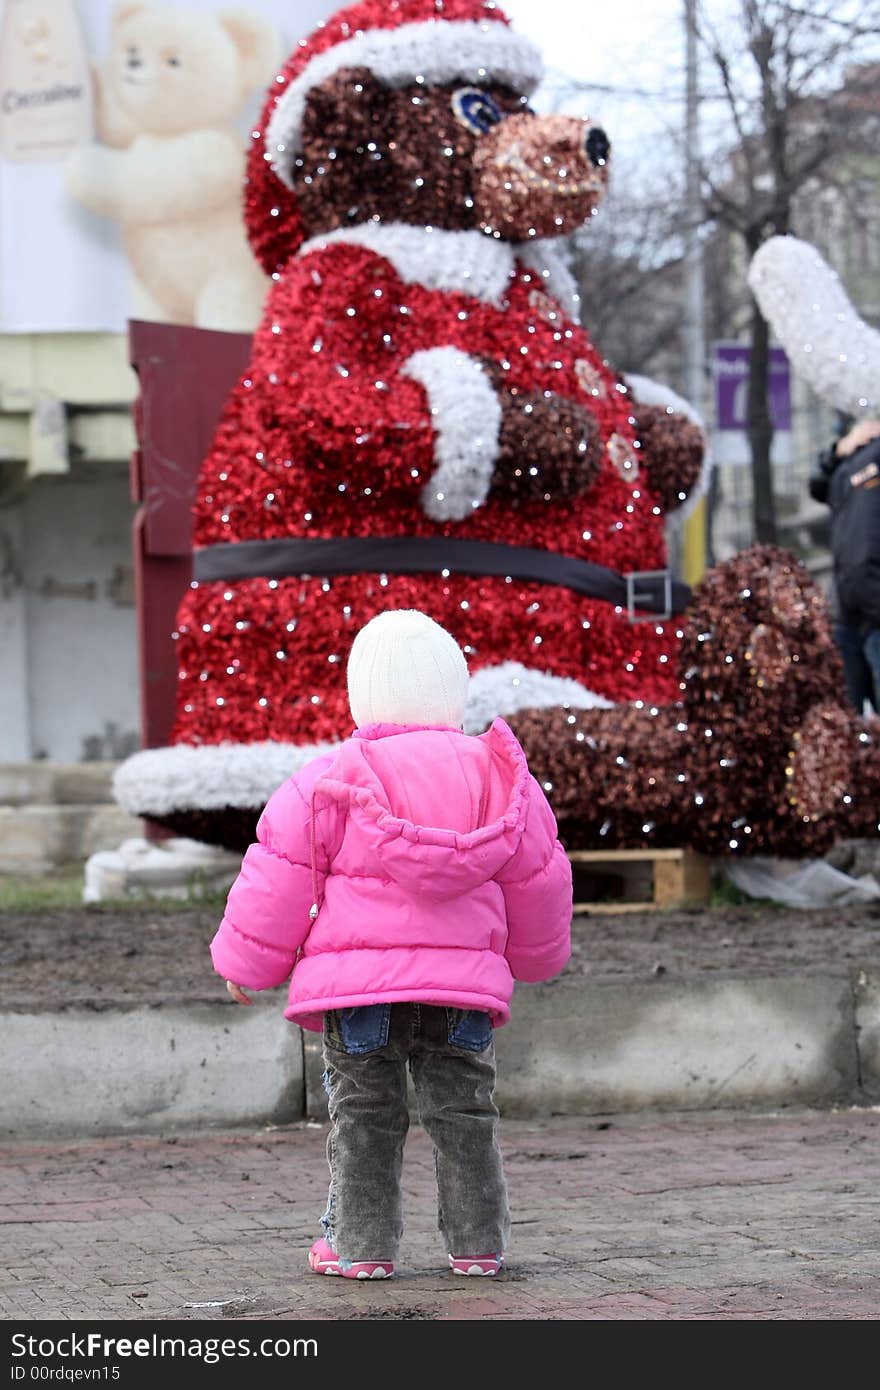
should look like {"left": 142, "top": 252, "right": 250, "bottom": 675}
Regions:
{"left": 165, "top": 223, "right": 681, "bottom": 802}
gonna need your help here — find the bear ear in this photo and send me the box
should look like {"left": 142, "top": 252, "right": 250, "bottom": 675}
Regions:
{"left": 110, "top": 1, "right": 146, "bottom": 26}
{"left": 218, "top": 9, "right": 280, "bottom": 91}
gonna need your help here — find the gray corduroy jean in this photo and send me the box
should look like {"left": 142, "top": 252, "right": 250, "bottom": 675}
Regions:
{"left": 321, "top": 1002, "right": 510, "bottom": 1263}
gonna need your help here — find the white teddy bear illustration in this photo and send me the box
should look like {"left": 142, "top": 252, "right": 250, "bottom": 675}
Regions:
{"left": 66, "top": 2, "right": 278, "bottom": 330}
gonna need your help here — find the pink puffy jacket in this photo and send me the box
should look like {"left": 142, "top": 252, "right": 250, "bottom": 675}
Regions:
{"left": 210, "top": 719, "right": 573, "bottom": 1032}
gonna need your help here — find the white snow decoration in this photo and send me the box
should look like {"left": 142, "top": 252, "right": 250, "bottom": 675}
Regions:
{"left": 267, "top": 18, "right": 543, "bottom": 185}
{"left": 748, "top": 235, "right": 880, "bottom": 417}
{"left": 301, "top": 223, "right": 516, "bottom": 306}
{"left": 463, "top": 661, "right": 612, "bottom": 734}
{"left": 725, "top": 855, "right": 880, "bottom": 908}
{"left": 402, "top": 346, "right": 502, "bottom": 521}
{"left": 83, "top": 836, "right": 242, "bottom": 903}
{"left": 113, "top": 738, "right": 341, "bottom": 817}
{"left": 625, "top": 370, "right": 712, "bottom": 523}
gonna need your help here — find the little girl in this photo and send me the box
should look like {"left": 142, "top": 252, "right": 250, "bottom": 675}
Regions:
{"left": 212, "top": 609, "right": 573, "bottom": 1279}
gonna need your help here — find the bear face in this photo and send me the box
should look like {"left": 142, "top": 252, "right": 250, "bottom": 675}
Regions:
{"left": 102, "top": 1, "right": 275, "bottom": 138}
{"left": 291, "top": 67, "right": 610, "bottom": 245}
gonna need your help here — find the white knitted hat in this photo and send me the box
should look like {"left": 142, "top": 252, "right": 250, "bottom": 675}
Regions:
{"left": 347, "top": 609, "right": 470, "bottom": 729}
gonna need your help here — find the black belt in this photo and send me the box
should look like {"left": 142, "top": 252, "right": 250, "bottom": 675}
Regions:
{"left": 193, "top": 536, "right": 690, "bottom": 617}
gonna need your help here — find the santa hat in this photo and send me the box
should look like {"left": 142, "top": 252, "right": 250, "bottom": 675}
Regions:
{"left": 244, "top": 0, "right": 543, "bottom": 273}
{"left": 347, "top": 609, "right": 470, "bottom": 728}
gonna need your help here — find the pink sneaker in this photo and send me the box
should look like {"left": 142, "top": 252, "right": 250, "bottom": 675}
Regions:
{"left": 308, "top": 1238, "right": 393, "bottom": 1280}
{"left": 448, "top": 1253, "right": 504, "bottom": 1276}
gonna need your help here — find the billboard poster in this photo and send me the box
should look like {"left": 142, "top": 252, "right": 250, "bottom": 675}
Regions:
{"left": 0, "top": 0, "right": 337, "bottom": 333}
{"left": 712, "top": 341, "right": 792, "bottom": 467}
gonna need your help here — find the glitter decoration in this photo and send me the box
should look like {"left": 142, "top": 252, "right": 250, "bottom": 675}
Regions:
{"left": 786, "top": 703, "right": 854, "bottom": 824}
{"left": 574, "top": 358, "right": 607, "bottom": 398}
{"left": 116, "top": 0, "right": 707, "bottom": 842}
{"left": 606, "top": 432, "right": 639, "bottom": 481}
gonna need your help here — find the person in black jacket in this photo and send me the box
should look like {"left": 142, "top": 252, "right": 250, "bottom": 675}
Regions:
{"left": 810, "top": 418, "right": 880, "bottom": 711}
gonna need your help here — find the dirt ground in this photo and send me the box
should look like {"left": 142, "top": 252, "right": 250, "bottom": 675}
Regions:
{"left": 1, "top": 898, "right": 878, "bottom": 1013}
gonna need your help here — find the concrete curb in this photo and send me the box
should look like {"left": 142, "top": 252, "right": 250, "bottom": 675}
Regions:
{"left": 4, "top": 1005, "right": 303, "bottom": 1140}
{"left": 494, "top": 975, "right": 861, "bottom": 1115}
{"left": 4, "top": 970, "right": 878, "bottom": 1139}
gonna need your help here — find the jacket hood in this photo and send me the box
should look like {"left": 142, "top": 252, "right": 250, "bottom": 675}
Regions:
{"left": 313, "top": 719, "right": 531, "bottom": 900}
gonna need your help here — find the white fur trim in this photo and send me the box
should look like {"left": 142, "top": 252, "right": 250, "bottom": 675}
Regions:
{"left": 748, "top": 235, "right": 880, "bottom": 416}
{"left": 301, "top": 222, "right": 516, "bottom": 305}
{"left": 402, "top": 346, "right": 501, "bottom": 520}
{"left": 626, "top": 371, "right": 712, "bottom": 524}
{"left": 113, "top": 739, "right": 341, "bottom": 817}
{"left": 267, "top": 18, "right": 543, "bottom": 185}
{"left": 463, "top": 662, "right": 612, "bottom": 734}
{"left": 300, "top": 223, "right": 585, "bottom": 319}
{"left": 518, "top": 239, "right": 581, "bottom": 321}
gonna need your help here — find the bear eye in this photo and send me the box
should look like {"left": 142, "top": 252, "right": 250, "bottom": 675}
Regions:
{"left": 451, "top": 87, "right": 502, "bottom": 136}
{"left": 167, "top": 54, "right": 181, "bottom": 68}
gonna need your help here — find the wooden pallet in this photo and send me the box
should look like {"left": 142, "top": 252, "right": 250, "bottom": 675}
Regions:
{"left": 568, "top": 847, "right": 711, "bottom": 914}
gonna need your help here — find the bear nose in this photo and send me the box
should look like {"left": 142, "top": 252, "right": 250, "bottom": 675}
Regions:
{"left": 585, "top": 126, "right": 610, "bottom": 168}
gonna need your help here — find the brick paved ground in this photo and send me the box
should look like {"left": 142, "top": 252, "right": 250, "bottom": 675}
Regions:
{"left": 1, "top": 1110, "right": 879, "bottom": 1321}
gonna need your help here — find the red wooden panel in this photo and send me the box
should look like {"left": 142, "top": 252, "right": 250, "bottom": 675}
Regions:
{"left": 130, "top": 320, "right": 253, "bottom": 555}
{"left": 129, "top": 320, "right": 252, "bottom": 749}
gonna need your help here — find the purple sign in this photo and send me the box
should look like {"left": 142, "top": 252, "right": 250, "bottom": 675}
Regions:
{"left": 713, "top": 342, "right": 791, "bottom": 431}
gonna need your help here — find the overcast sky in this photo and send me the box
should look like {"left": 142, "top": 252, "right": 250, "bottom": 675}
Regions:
{"left": 504, "top": 0, "right": 690, "bottom": 179}
{"left": 505, "top": 0, "right": 686, "bottom": 93}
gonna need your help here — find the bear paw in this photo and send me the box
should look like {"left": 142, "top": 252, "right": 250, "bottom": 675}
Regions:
{"left": 492, "top": 392, "right": 602, "bottom": 503}
{"left": 630, "top": 404, "right": 705, "bottom": 513}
